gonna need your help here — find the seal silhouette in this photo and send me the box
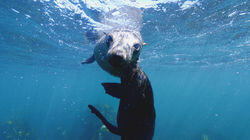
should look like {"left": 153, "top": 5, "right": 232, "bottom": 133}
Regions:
{"left": 82, "top": 28, "right": 155, "bottom": 140}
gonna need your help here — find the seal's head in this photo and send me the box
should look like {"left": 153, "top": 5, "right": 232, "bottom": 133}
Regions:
{"left": 94, "top": 29, "right": 146, "bottom": 77}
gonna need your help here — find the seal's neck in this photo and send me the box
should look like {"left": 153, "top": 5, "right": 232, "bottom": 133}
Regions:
{"left": 120, "top": 64, "right": 145, "bottom": 85}
{"left": 121, "top": 64, "right": 139, "bottom": 77}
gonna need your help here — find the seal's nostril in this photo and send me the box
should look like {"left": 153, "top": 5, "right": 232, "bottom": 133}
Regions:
{"left": 109, "top": 55, "right": 124, "bottom": 68}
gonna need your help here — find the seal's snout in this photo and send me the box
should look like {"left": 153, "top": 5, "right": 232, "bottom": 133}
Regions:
{"left": 109, "top": 54, "right": 124, "bottom": 68}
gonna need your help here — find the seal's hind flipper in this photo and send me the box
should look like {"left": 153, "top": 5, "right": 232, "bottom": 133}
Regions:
{"left": 81, "top": 55, "right": 95, "bottom": 64}
{"left": 102, "top": 83, "right": 124, "bottom": 99}
{"left": 88, "top": 105, "right": 121, "bottom": 136}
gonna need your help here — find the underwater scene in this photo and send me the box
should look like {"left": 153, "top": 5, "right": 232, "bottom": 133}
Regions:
{"left": 0, "top": 0, "right": 249, "bottom": 139}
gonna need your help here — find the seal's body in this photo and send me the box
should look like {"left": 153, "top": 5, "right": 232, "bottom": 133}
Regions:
{"left": 83, "top": 28, "right": 155, "bottom": 140}
{"left": 117, "top": 66, "right": 155, "bottom": 140}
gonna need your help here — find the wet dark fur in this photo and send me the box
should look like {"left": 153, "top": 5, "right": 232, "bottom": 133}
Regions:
{"left": 84, "top": 28, "right": 155, "bottom": 139}
{"left": 88, "top": 65, "right": 155, "bottom": 140}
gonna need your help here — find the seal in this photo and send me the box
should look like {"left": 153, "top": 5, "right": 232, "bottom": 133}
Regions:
{"left": 82, "top": 28, "right": 155, "bottom": 140}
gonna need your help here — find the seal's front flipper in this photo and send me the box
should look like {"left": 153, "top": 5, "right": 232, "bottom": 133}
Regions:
{"left": 81, "top": 55, "right": 95, "bottom": 64}
{"left": 102, "top": 83, "right": 124, "bottom": 99}
{"left": 88, "top": 105, "right": 121, "bottom": 136}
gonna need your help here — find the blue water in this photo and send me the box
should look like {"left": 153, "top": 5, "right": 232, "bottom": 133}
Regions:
{"left": 0, "top": 0, "right": 249, "bottom": 139}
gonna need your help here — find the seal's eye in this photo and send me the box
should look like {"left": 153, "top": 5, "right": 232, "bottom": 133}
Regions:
{"left": 133, "top": 43, "right": 141, "bottom": 51}
{"left": 106, "top": 35, "right": 113, "bottom": 47}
